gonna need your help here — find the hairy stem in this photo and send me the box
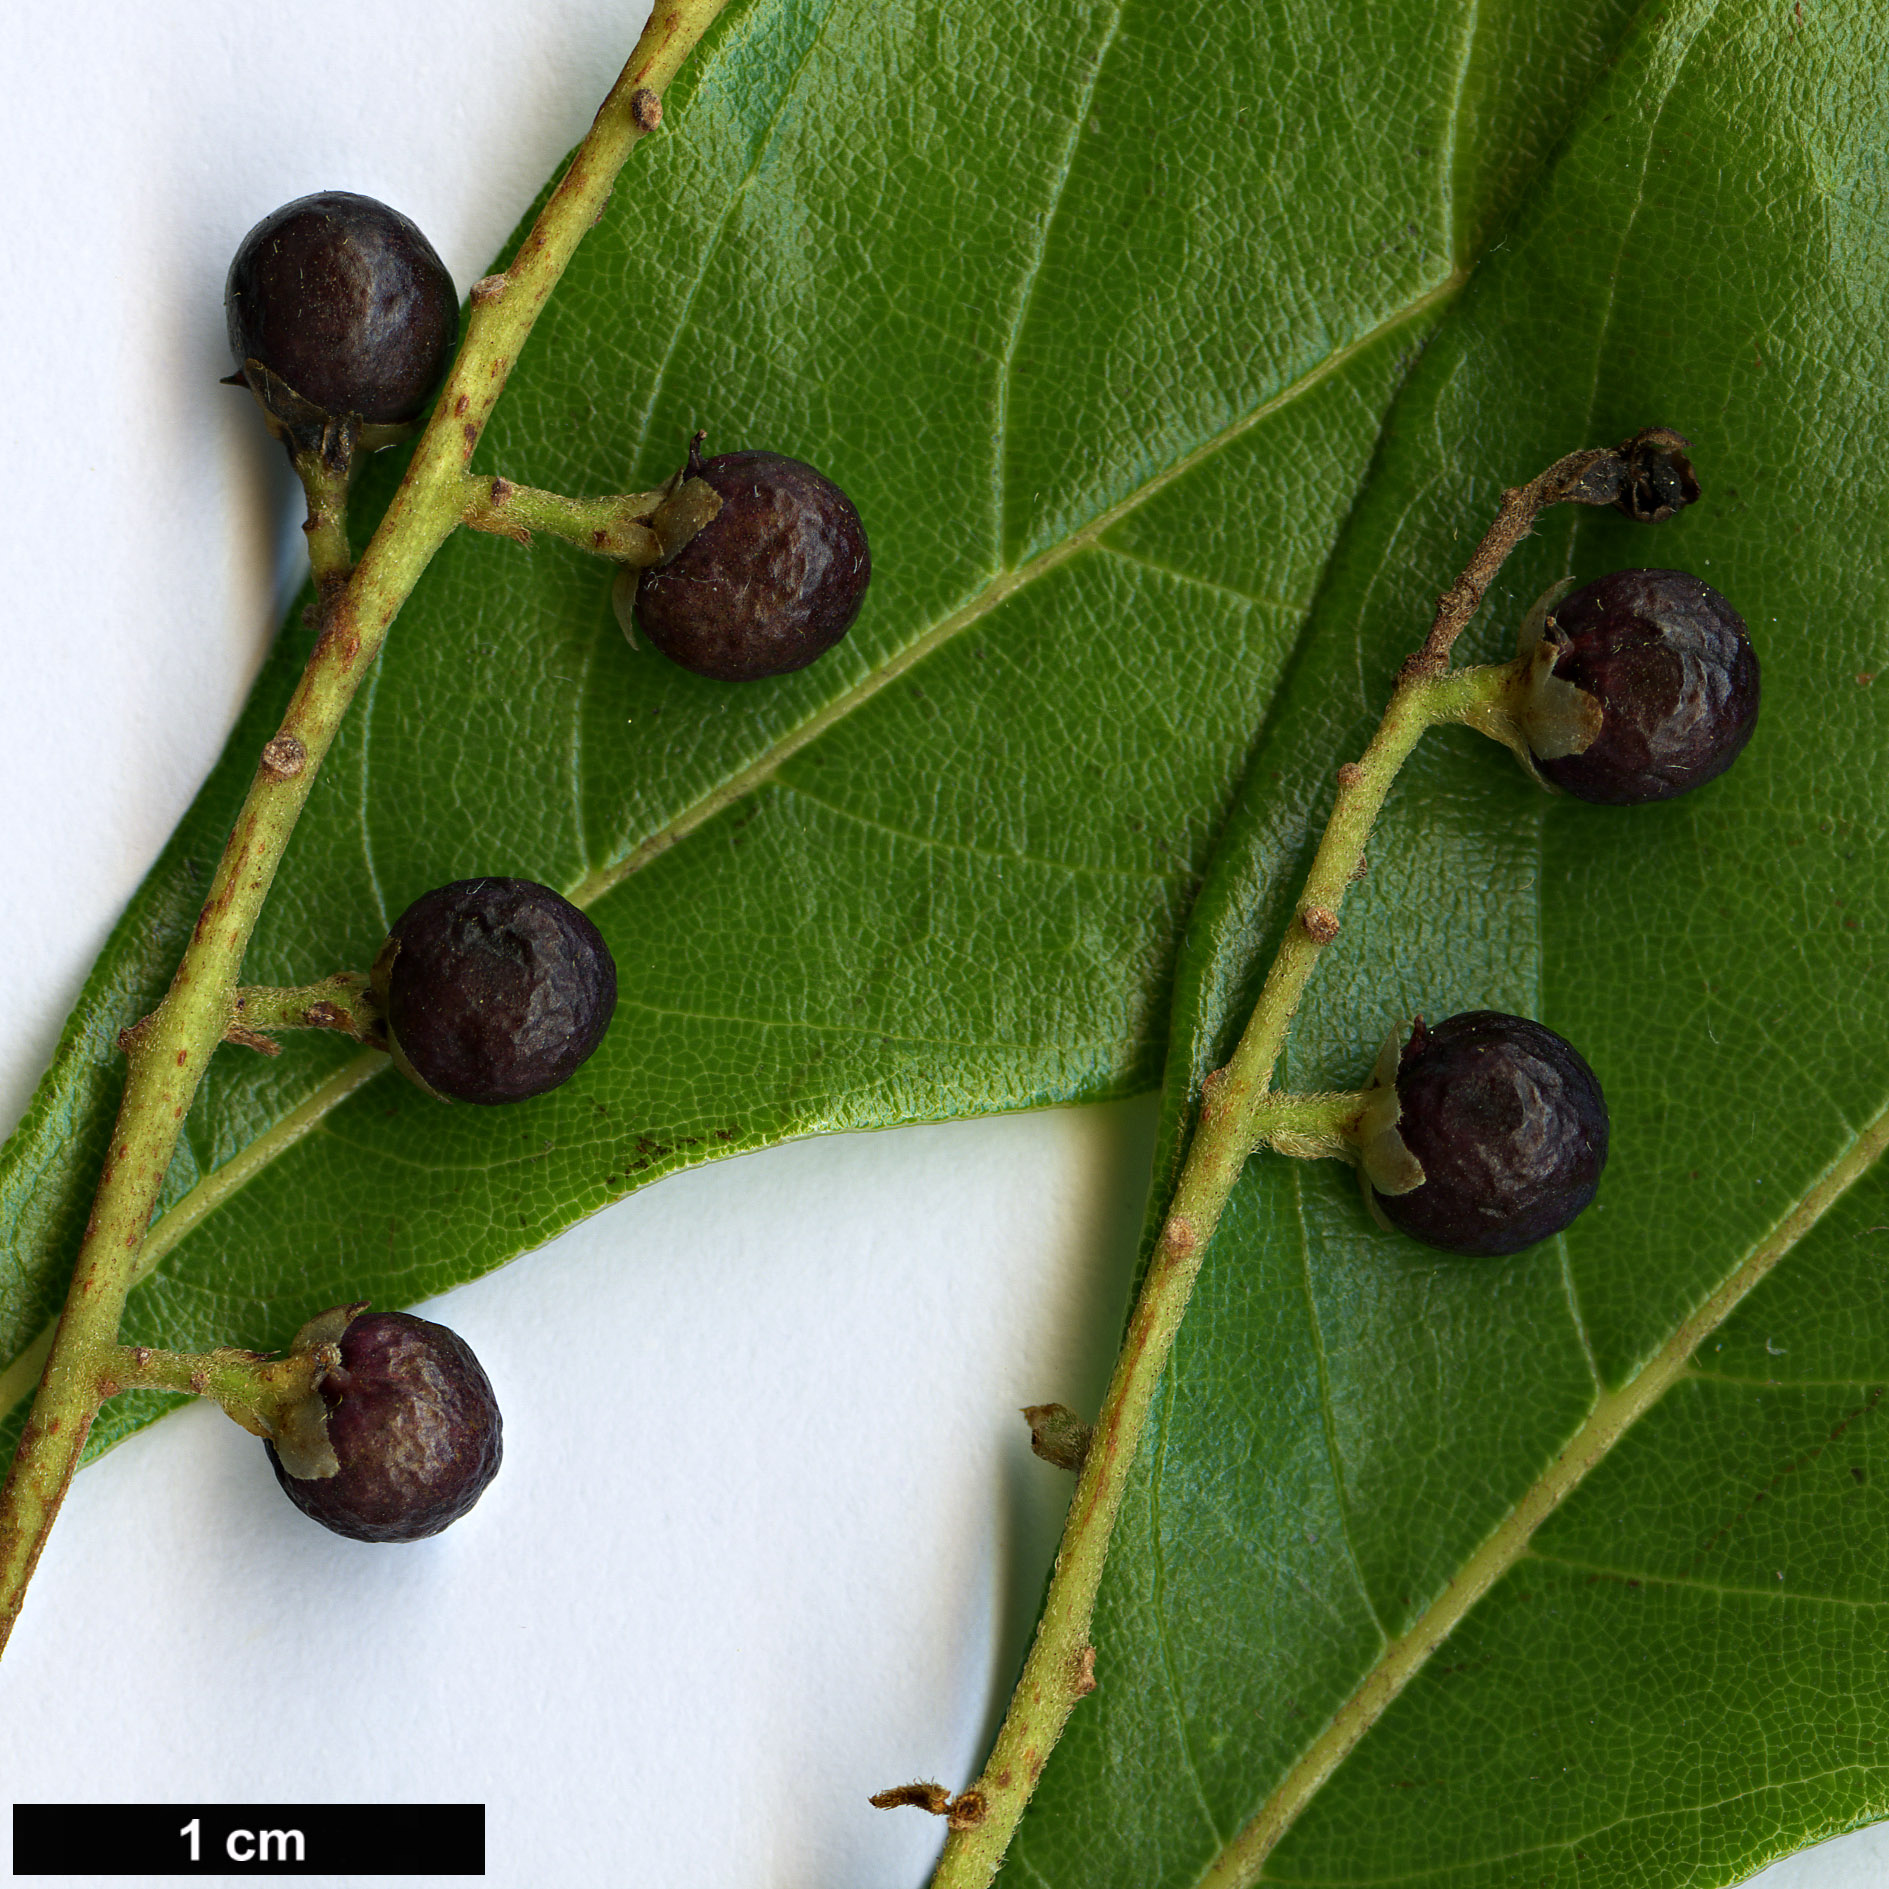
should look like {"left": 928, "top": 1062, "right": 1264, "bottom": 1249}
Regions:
{"left": 97, "top": 1343, "right": 310, "bottom": 1437}
{"left": 461, "top": 474, "right": 667, "bottom": 560}
{"left": 1248, "top": 1088, "right": 1374, "bottom": 1162}
{"left": 926, "top": 665, "right": 1488, "bottom": 1886}
{"left": 459, "top": 467, "right": 722, "bottom": 563}
{"left": 927, "top": 436, "right": 1662, "bottom": 1886}
{"left": 292, "top": 447, "right": 354, "bottom": 610}
{"left": 229, "top": 974, "right": 383, "bottom": 1051}
{"left": 0, "top": 0, "right": 730, "bottom": 1659}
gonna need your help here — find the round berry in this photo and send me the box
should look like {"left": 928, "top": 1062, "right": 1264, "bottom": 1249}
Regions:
{"left": 1374, "top": 1012, "right": 1608, "bottom": 1257}
{"left": 632, "top": 448, "right": 871, "bottom": 680}
{"left": 374, "top": 879, "right": 616, "bottom": 1105}
{"left": 225, "top": 192, "right": 457, "bottom": 424}
{"left": 268, "top": 1311, "right": 501, "bottom": 1543}
{"left": 1530, "top": 569, "right": 1759, "bottom": 805}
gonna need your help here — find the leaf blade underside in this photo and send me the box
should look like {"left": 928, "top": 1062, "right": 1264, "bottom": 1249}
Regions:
{"left": 0, "top": 0, "right": 1624, "bottom": 1453}
{"left": 1005, "top": 2, "right": 1889, "bottom": 1884}
{"left": 4, "top": 0, "right": 1884, "bottom": 1883}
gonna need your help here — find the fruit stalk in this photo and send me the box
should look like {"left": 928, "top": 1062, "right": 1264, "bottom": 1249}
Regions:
{"left": 291, "top": 448, "right": 355, "bottom": 609}
{"left": 228, "top": 973, "right": 384, "bottom": 1050}
{"left": 1245, "top": 1087, "right": 1375, "bottom": 1160}
{"left": 925, "top": 436, "right": 1671, "bottom": 1887}
{"left": 0, "top": 0, "right": 731, "bottom": 1659}
{"left": 1399, "top": 430, "right": 1681, "bottom": 680}
{"left": 95, "top": 1342, "right": 329, "bottom": 1441}
{"left": 458, "top": 471, "right": 723, "bottom": 565}
{"left": 461, "top": 473, "right": 670, "bottom": 559}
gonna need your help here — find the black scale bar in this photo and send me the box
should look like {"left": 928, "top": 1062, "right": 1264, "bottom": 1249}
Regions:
{"left": 12, "top": 1804, "right": 484, "bottom": 1876}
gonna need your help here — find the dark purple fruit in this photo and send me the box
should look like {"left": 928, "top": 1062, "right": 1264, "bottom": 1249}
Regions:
{"left": 268, "top": 1311, "right": 501, "bottom": 1543}
{"left": 1375, "top": 1011, "right": 1608, "bottom": 1257}
{"left": 633, "top": 448, "right": 870, "bottom": 680}
{"left": 225, "top": 192, "right": 457, "bottom": 424}
{"left": 1531, "top": 569, "right": 1759, "bottom": 805}
{"left": 374, "top": 878, "right": 616, "bottom": 1105}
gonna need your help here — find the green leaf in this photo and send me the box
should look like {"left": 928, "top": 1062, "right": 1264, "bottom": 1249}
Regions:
{"left": 0, "top": 0, "right": 1880, "bottom": 1881}
{"left": 0, "top": 0, "right": 1618, "bottom": 1458}
{"left": 1006, "top": 3, "right": 1889, "bottom": 1885}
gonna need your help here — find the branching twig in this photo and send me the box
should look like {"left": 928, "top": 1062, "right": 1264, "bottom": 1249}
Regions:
{"left": 0, "top": 0, "right": 731, "bottom": 1659}
{"left": 922, "top": 431, "right": 1684, "bottom": 1886}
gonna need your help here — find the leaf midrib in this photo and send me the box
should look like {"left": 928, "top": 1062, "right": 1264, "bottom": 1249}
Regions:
{"left": 1192, "top": 1092, "right": 1889, "bottom": 1889}
{"left": 568, "top": 272, "right": 1465, "bottom": 912}
{"left": 0, "top": 271, "right": 1466, "bottom": 1435}
{"left": 1250, "top": 1761, "right": 1883, "bottom": 1889}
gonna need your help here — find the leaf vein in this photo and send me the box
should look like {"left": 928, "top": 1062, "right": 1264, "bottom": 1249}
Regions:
{"left": 990, "top": 0, "right": 1129, "bottom": 560}
{"left": 613, "top": 993, "right": 1138, "bottom": 1058}
{"left": 1251, "top": 1763, "right": 1889, "bottom": 1886}
{"left": 354, "top": 640, "right": 392, "bottom": 931}
{"left": 1093, "top": 543, "right": 1301, "bottom": 617}
{"left": 1147, "top": 1351, "right": 1228, "bottom": 1846}
{"left": 1290, "top": 1163, "right": 1386, "bottom": 1641}
{"left": 773, "top": 780, "right": 1175, "bottom": 884}
{"left": 1568, "top": 0, "right": 1723, "bottom": 546}
{"left": 1556, "top": 1232, "right": 1603, "bottom": 1395}
{"left": 1686, "top": 1370, "right": 1889, "bottom": 1391}
{"left": 1528, "top": 1550, "right": 1889, "bottom": 1612}
{"left": 1439, "top": 0, "right": 1482, "bottom": 266}
{"left": 622, "top": 6, "right": 833, "bottom": 479}
{"left": 1193, "top": 1088, "right": 1889, "bottom": 1888}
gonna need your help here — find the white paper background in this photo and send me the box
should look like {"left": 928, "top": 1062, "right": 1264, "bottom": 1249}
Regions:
{"left": 0, "top": 4, "right": 1876, "bottom": 1885}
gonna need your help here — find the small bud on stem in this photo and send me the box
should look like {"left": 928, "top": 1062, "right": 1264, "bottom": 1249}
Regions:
{"left": 1022, "top": 1403, "right": 1092, "bottom": 1472}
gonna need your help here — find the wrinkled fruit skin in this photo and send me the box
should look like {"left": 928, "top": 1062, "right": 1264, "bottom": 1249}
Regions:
{"left": 268, "top": 1312, "right": 501, "bottom": 1543}
{"left": 225, "top": 192, "right": 457, "bottom": 424}
{"left": 1377, "top": 1011, "right": 1608, "bottom": 1258}
{"left": 1534, "top": 569, "right": 1759, "bottom": 805}
{"left": 634, "top": 451, "right": 871, "bottom": 680}
{"left": 380, "top": 878, "right": 617, "bottom": 1105}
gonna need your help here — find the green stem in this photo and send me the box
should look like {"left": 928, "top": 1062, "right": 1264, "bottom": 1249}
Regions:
{"left": 228, "top": 973, "right": 383, "bottom": 1051}
{"left": 925, "top": 431, "right": 1668, "bottom": 1886}
{"left": 97, "top": 1343, "right": 294, "bottom": 1435}
{"left": 461, "top": 474, "right": 668, "bottom": 561}
{"left": 1248, "top": 1088, "right": 1373, "bottom": 1159}
{"left": 292, "top": 447, "right": 354, "bottom": 610}
{"left": 0, "top": 0, "right": 730, "bottom": 1659}
{"left": 459, "top": 466, "right": 723, "bottom": 564}
{"left": 98, "top": 1312, "right": 352, "bottom": 1480}
{"left": 926, "top": 665, "right": 1489, "bottom": 1886}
